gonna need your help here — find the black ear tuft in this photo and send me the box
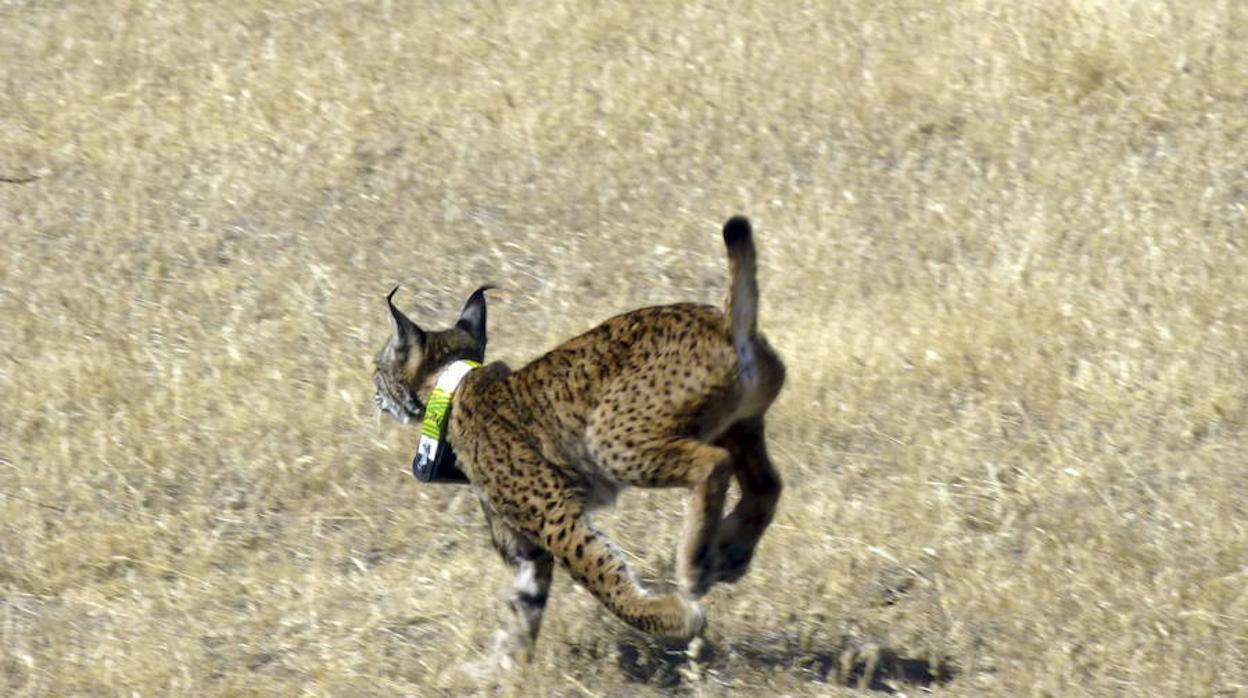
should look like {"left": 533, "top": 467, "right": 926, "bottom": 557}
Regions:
{"left": 723, "top": 216, "right": 753, "bottom": 247}
{"left": 456, "top": 285, "right": 494, "bottom": 346}
{"left": 387, "top": 285, "right": 425, "bottom": 353}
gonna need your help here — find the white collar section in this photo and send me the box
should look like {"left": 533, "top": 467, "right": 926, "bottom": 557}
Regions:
{"left": 413, "top": 359, "right": 480, "bottom": 483}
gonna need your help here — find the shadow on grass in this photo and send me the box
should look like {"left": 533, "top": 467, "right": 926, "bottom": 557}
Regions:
{"left": 616, "top": 631, "right": 956, "bottom": 692}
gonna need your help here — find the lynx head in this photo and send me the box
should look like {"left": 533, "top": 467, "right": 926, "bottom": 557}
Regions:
{"left": 373, "top": 285, "right": 491, "bottom": 424}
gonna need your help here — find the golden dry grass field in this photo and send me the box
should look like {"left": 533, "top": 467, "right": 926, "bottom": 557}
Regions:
{"left": 2, "top": 1, "right": 1247, "bottom": 695}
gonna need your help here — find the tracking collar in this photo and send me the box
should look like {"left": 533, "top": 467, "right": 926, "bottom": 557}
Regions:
{"left": 412, "top": 359, "right": 479, "bottom": 483}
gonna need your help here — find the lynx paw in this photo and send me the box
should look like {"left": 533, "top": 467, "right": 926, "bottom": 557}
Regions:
{"left": 640, "top": 594, "right": 706, "bottom": 640}
{"left": 684, "top": 534, "right": 757, "bottom": 597}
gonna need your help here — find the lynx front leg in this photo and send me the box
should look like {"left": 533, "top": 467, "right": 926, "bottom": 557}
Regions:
{"left": 481, "top": 497, "right": 554, "bottom": 665}
{"left": 535, "top": 498, "right": 705, "bottom": 640}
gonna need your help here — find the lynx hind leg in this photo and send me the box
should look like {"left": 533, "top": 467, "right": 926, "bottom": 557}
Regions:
{"left": 680, "top": 461, "right": 732, "bottom": 598}
{"left": 481, "top": 497, "right": 554, "bottom": 665}
{"left": 590, "top": 430, "right": 735, "bottom": 599}
{"left": 536, "top": 495, "right": 705, "bottom": 640}
{"left": 705, "top": 417, "right": 782, "bottom": 587}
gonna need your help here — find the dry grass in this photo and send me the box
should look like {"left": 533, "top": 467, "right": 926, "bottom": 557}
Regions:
{"left": 2, "top": 0, "right": 1247, "bottom": 695}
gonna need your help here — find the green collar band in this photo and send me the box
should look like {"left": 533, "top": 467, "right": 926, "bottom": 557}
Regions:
{"left": 413, "top": 360, "right": 479, "bottom": 483}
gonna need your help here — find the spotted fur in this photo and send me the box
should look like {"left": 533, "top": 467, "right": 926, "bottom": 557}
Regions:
{"left": 373, "top": 217, "right": 785, "bottom": 661}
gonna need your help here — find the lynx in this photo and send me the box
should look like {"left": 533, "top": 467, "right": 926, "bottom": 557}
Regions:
{"left": 373, "top": 217, "right": 785, "bottom": 663}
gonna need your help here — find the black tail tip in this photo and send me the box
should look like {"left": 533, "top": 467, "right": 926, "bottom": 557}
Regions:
{"left": 723, "top": 216, "right": 753, "bottom": 247}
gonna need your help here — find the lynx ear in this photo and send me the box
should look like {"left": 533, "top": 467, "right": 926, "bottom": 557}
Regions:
{"left": 456, "top": 285, "right": 494, "bottom": 346}
{"left": 386, "top": 286, "right": 425, "bottom": 355}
